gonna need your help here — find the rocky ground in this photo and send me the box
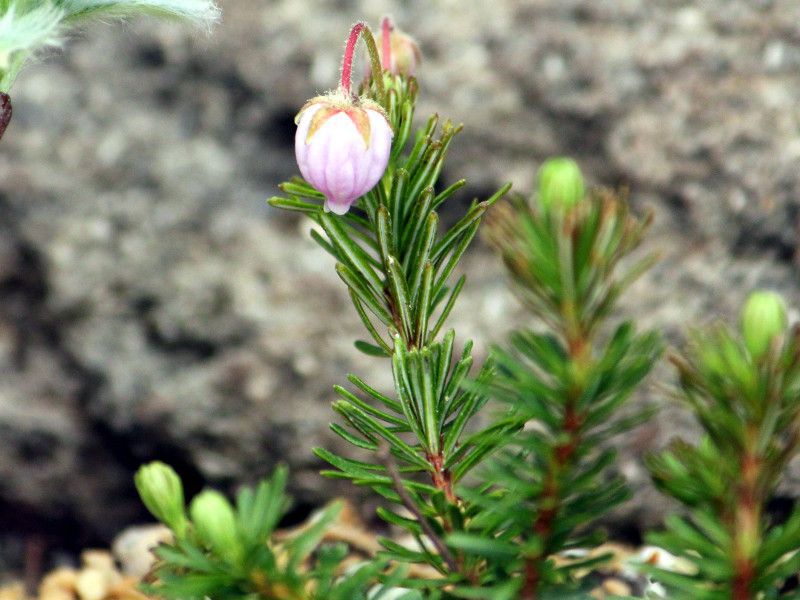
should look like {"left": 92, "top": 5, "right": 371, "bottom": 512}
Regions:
{"left": 1, "top": 0, "right": 800, "bottom": 578}
{"left": 0, "top": 508, "right": 669, "bottom": 599}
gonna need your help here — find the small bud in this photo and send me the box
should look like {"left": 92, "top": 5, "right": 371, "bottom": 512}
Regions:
{"left": 295, "top": 94, "right": 393, "bottom": 215}
{"left": 189, "top": 490, "right": 242, "bottom": 564}
{"left": 537, "top": 157, "right": 585, "bottom": 210}
{"left": 134, "top": 462, "right": 188, "bottom": 538}
{"left": 741, "top": 290, "right": 787, "bottom": 359}
{"left": 374, "top": 25, "right": 422, "bottom": 77}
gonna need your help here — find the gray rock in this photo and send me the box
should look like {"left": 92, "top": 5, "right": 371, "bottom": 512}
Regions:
{"left": 1, "top": 0, "right": 799, "bottom": 548}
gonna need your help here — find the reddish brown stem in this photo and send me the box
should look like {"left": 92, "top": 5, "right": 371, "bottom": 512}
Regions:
{"left": 428, "top": 451, "right": 457, "bottom": 504}
{"left": 0, "top": 92, "right": 11, "bottom": 141}
{"left": 732, "top": 449, "right": 761, "bottom": 600}
{"left": 521, "top": 404, "right": 583, "bottom": 600}
{"left": 733, "top": 560, "right": 755, "bottom": 600}
{"left": 24, "top": 535, "right": 45, "bottom": 595}
{"left": 380, "top": 444, "right": 460, "bottom": 575}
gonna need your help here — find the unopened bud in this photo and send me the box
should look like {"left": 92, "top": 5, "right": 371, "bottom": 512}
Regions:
{"left": 189, "top": 490, "right": 242, "bottom": 564}
{"left": 741, "top": 290, "right": 787, "bottom": 359}
{"left": 134, "top": 462, "right": 188, "bottom": 538}
{"left": 376, "top": 26, "right": 421, "bottom": 77}
{"left": 537, "top": 157, "right": 585, "bottom": 210}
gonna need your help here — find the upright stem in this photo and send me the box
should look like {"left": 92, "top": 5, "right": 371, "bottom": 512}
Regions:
{"left": 522, "top": 335, "right": 589, "bottom": 600}
{"left": 521, "top": 403, "right": 583, "bottom": 600}
{"left": 381, "top": 444, "right": 459, "bottom": 574}
{"left": 381, "top": 16, "right": 393, "bottom": 70}
{"left": 732, "top": 430, "right": 762, "bottom": 600}
{"left": 428, "top": 451, "right": 457, "bottom": 503}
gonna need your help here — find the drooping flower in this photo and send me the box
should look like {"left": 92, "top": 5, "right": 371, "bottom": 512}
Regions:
{"left": 294, "top": 22, "right": 393, "bottom": 216}
{"left": 294, "top": 93, "right": 392, "bottom": 215}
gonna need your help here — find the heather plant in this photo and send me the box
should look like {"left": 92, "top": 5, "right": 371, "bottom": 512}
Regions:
{"left": 268, "top": 19, "right": 659, "bottom": 599}
{"left": 644, "top": 291, "right": 800, "bottom": 600}
{"left": 123, "top": 16, "right": 800, "bottom": 600}
{"left": 0, "top": 0, "right": 219, "bottom": 139}
{"left": 448, "top": 167, "right": 663, "bottom": 598}
{"left": 135, "top": 462, "right": 417, "bottom": 600}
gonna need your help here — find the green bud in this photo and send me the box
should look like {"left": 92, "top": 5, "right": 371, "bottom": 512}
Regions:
{"left": 741, "top": 290, "right": 788, "bottom": 359}
{"left": 189, "top": 490, "right": 242, "bottom": 564}
{"left": 134, "top": 461, "right": 188, "bottom": 538}
{"left": 537, "top": 157, "right": 585, "bottom": 210}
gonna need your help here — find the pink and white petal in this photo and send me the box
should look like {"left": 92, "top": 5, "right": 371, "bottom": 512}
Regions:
{"left": 325, "top": 198, "right": 351, "bottom": 215}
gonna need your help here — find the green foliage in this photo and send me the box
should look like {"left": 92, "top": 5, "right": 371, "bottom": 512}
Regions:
{"left": 645, "top": 295, "right": 800, "bottom": 599}
{"left": 126, "top": 17, "right": 800, "bottom": 600}
{"left": 488, "top": 190, "right": 656, "bottom": 343}
{"left": 446, "top": 187, "right": 662, "bottom": 597}
{"left": 268, "top": 23, "right": 668, "bottom": 598}
{"left": 0, "top": 0, "right": 218, "bottom": 92}
{"left": 57, "top": 0, "right": 220, "bottom": 23}
{"left": 135, "top": 462, "right": 420, "bottom": 600}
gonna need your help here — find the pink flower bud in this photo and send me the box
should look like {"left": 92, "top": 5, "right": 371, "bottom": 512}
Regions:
{"left": 295, "top": 95, "right": 393, "bottom": 215}
{"left": 364, "top": 24, "right": 422, "bottom": 79}
{"left": 378, "top": 28, "right": 422, "bottom": 77}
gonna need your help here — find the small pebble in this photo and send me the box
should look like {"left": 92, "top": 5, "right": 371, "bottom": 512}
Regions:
{"left": 80, "top": 552, "right": 115, "bottom": 574}
{"left": 0, "top": 583, "right": 26, "bottom": 600}
{"left": 602, "top": 578, "right": 632, "bottom": 596}
{"left": 75, "top": 570, "right": 108, "bottom": 600}
{"left": 38, "top": 568, "right": 77, "bottom": 600}
{"left": 112, "top": 525, "right": 172, "bottom": 578}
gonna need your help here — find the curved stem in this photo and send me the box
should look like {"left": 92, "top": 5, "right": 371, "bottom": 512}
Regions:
{"left": 0, "top": 92, "right": 12, "bottom": 141}
{"left": 340, "top": 22, "right": 366, "bottom": 94}
{"left": 339, "top": 22, "right": 386, "bottom": 105}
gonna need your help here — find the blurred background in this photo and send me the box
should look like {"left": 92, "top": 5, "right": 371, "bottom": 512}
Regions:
{"left": 1, "top": 0, "right": 800, "bottom": 579}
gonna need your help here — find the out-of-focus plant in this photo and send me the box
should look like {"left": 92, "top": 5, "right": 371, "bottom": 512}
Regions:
{"left": 442, "top": 161, "right": 662, "bottom": 599}
{"left": 645, "top": 290, "right": 800, "bottom": 599}
{"left": 135, "top": 462, "right": 421, "bottom": 600}
{"left": 0, "top": 0, "right": 218, "bottom": 139}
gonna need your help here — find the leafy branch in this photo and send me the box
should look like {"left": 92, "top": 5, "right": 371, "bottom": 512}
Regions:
{"left": 0, "top": 0, "right": 218, "bottom": 140}
{"left": 270, "top": 22, "right": 512, "bottom": 592}
{"left": 447, "top": 166, "right": 662, "bottom": 599}
{"left": 646, "top": 292, "right": 800, "bottom": 600}
{"left": 135, "top": 462, "right": 421, "bottom": 600}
